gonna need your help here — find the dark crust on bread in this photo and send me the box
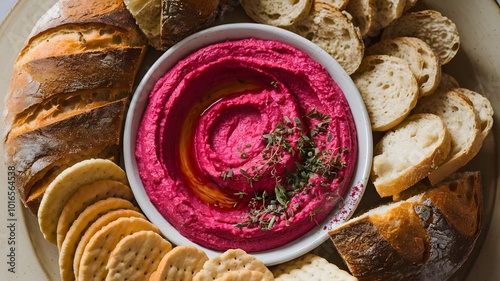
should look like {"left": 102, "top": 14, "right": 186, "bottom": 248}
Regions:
{"left": 5, "top": 99, "right": 127, "bottom": 213}
{"left": 329, "top": 171, "right": 482, "bottom": 280}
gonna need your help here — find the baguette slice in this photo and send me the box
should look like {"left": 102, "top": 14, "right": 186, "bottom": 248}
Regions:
{"left": 240, "top": 0, "right": 313, "bottom": 27}
{"left": 367, "top": 0, "right": 406, "bottom": 37}
{"left": 351, "top": 55, "right": 418, "bottom": 131}
{"left": 411, "top": 89, "right": 482, "bottom": 185}
{"left": 365, "top": 36, "right": 441, "bottom": 97}
{"left": 371, "top": 113, "right": 451, "bottom": 197}
{"left": 323, "top": 0, "right": 350, "bottom": 10}
{"left": 381, "top": 9, "right": 460, "bottom": 64}
{"left": 344, "top": 0, "right": 376, "bottom": 37}
{"left": 452, "top": 88, "right": 494, "bottom": 140}
{"left": 288, "top": 1, "right": 364, "bottom": 75}
{"left": 329, "top": 171, "right": 482, "bottom": 281}
{"left": 124, "top": 0, "right": 162, "bottom": 50}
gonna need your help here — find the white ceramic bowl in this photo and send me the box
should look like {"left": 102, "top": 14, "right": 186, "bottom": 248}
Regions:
{"left": 123, "top": 23, "right": 372, "bottom": 265}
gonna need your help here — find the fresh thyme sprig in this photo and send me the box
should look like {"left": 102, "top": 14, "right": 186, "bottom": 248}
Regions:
{"left": 231, "top": 108, "right": 348, "bottom": 231}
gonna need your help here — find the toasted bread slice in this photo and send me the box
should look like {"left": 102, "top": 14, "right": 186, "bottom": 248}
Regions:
{"left": 352, "top": 55, "right": 419, "bottom": 131}
{"left": 382, "top": 9, "right": 460, "bottom": 64}
{"left": 240, "top": 0, "right": 313, "bottom": 27}
{"left": 411, "top": 89, "right": 482, "bottom": 185}
{"left": 367, "top": 0, "right": 406, "bottom": 36}
{"left": 366, "top": 36, "right": 441, "bottom": 97}
{"left": 288, "top": 1, "right": 364, "bottom": 74}
{"left": 371, "top": 113, "right": 451, "bottom": 197}
{"left": 452, "top": 88, "right": 494, "bottom": 140}
{"left": 344, "top": 0, "right": 376, "bottom": 37}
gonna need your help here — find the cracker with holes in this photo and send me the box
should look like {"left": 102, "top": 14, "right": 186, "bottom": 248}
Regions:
{"left": 150, "top": 245, "right": 209, "bottom": 281}
{"left": 105, "top": 230, "right": 172, "bottom": 281}
{"left": 77, "top": 216, "right": 160, "bottom": 280}
{"left": 38, "top": 158, "right": 129, "bottom": 244}
{"left": 59, "top": 199, "right": 141, "bottom": 281}
{"left": 272, "top": 253, "right": 357, "bottom": 280}
{"left": 193, "top": 249, "right": 274, "bottom": 281}
{"left": 56, "top": 179, "right": 134, "bottom": 249}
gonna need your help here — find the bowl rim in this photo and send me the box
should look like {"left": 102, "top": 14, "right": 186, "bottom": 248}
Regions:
{"left": 123, "top": 22, "right": 373, "bottom": 266}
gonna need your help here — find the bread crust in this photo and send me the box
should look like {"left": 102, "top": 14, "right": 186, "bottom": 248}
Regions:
{"left": 329, "top": 171, "right": 482, "bottom": 281}
{"left": 3, "top": 0, "right": 147, "bottom": 214}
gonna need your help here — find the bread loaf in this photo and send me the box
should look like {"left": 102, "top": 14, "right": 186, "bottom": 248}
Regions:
{"left": 329, "top": 171, "right": 482, "bottom": 281}
{"left": 3, "top": 0, "right": 148, "bottom": 214}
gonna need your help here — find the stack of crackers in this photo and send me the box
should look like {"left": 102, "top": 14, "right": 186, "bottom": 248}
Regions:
{"left": 35, "top": 158, "right": 357, "bottom": 280}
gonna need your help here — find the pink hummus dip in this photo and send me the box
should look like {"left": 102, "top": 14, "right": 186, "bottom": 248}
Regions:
{"left": 135, "top": 38, "right": 358, "bottom": 252}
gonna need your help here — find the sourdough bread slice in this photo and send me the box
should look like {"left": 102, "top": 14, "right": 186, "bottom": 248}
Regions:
{"left": 411, "top": 89, "right": 482, "bottom": 185}
{"left": 288, "top": 1, "right": 364, "bottom": 74}
{"left": 371, "top": 113, "right": 451, "bottom": 197}
{"left": 365, "top": 36, "right": 441, "bottom": 97}
{"left": 329, "top": 171, "right": 482, "bottom": 281}
{"left": 452, "top": 88, "right": 494, "bottom": 140}
{"left": 240, "top": 0, "right": 313, "bottom": 27}
{"left": 381, "top": 9, "right": 460, "bottom": 64}
{"left": 351, "top": 55, "right": 418, "bottom": 131}
{"left": 367, "top": 0, "right": 406, "bottom": 37}
{"left": 344, "top": 0, "right": 376, "bottom": 37}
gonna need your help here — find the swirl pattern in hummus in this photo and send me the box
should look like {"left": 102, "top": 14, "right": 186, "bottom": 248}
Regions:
{"left": 135, "top": 38, "right": 358, "bottom": 252}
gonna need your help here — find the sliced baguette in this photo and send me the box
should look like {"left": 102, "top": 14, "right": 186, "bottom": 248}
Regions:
{"left": 365, "top": 36, "right": 441, "bottom": 97}
{"left": 381, "top": 9, "right": 460, "bottom": 64}
{"left": 323, "top": 0, "right": 350, "bottom": 10}
{"left": 329, "top": 171, "right": 482, "bottom": 281}
{"left": 240, "top": 0, "right": 313, "bottom": 27}
{"left": 371, "top": 113, "right": 451, "bottom": 197}
{"left": 452, "top": 87, "right": 494, "bottom": 140}
{"left": 344, "top": 0, "right": 376, "bottom": 37}
{"left": 367, "top": 0, "right": 406, "bottom": 37}
{"left": 288, "top": 1, "right": 364, "bottom": 74}
{"left": 351, "top": 55, "right": 418, "bottom": 131}
{"left": 411, "top": 89, "right": 482, "bottom": 185}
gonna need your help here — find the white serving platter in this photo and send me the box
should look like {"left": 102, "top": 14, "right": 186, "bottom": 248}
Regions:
{"left": 0, "top": 0, "right": 498, "bottom": 280}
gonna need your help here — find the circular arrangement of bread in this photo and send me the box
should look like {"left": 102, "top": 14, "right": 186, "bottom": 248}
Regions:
{"left": 287, "top": 1, "right": 364, "bottom": 75}
{"left": 371, "top": 113, "right": 451, "bottom": 197}
{"left": 239, "top": 0, "right": 313, "bottom": 27}
{"left": 381, "top": 9, "right": 460, "bottom": 64}
{"left": 351, "top": 54, "right": 419, "bottom": 131}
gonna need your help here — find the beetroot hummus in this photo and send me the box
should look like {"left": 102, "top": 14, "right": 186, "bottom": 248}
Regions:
{"left": 135, "top": 38, "right": 358, "bottom": 252}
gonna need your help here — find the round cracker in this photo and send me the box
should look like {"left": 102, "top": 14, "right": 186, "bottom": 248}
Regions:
{"left": 152, "top": 245, "right": 209, "bottom": 281}
{"left": 59, "top": 199, "right": 141, "bottom": 281}
{"left": 57, "top": 179, "right": 134, "bottom": 250}
{"left": 38, "top": 158, "right": 128, "bottom": 244}
{"left": 193, "top": 249, "right": 274, "bottom": 281}
{"left": 214, "top": 270, "right": 266, "bottom": 281}
{"left": 77, "top": 216, "right": 160, "bottom": 281}
{"left": 272, "top": 253, "right": 357, "bottom": 281}
{"left": 105, "top": 230, "right": 172, "bottom": 281}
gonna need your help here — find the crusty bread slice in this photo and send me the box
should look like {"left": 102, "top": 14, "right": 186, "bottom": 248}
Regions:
{"left": 351, "top": 55, "right": 419, "bottom": 131}
{"left": 367, "top": 0, "right": 406, "bottom": 37}
{"left": 381, "top": 9, "right": 460, "bottom": 64}
{"left": 371, "top": 113, "right": 451, "bottom": 197}
{"left": 365, "top": 36, "right": 441, "bottom": 97}
{"left": 288, "top": 1, "right": 364, "bottom": 74}
{"left": 452, "top": 88, "right": 494, "bottom": 140}
{"left": 124, "top": 0, "right": 162, "bottom": 50}
{"left": 411, "top": 89, "right": 482, "bottom": 185}
{"left": 240, "top": 0, "right": 313, "bottom": 27}
{"left": 323, "top": 0, "right": 350, "bottom": 10}
{"left": 344, "top": 0, "right": 376, "bottom": 37}
{"left": 329, "top": 171, "right": 482, "bottom": 280}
